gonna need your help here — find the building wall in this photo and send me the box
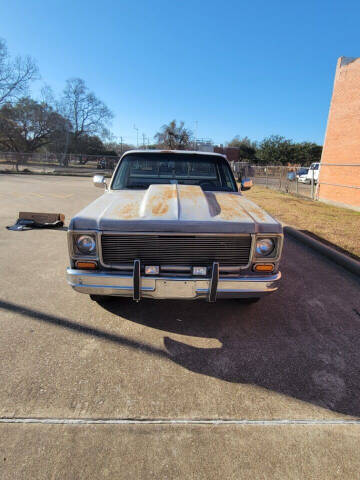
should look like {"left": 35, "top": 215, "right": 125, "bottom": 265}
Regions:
{"left": 214, "top": 146, "right": 239, "bottom": 162}
{"left": 318, "top": 57, "right": 360, "bottom": 211}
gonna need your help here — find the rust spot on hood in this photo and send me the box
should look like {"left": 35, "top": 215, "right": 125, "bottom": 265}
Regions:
{"left": 177, "top": 185, "right": 203, "bottom": 203}
{"left": 245, "top": 205, "right": 267, "bottom": 222}
{"left": 216, "top": 194, "right": 249, "bottom": 221}
{"left": 113, "top": 201, "right": 140, "bottom": 219}
{"left": 148, "top": 186, "right": 177, "bottom": 216}
{"left": 151, "top": 199, "right": 169, "bottom": 216}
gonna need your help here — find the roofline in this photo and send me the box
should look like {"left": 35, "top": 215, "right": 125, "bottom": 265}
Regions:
{"left": 121, "top": 149, "right": 227, "bottom": 159}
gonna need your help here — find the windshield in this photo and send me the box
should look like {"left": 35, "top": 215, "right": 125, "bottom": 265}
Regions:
{"left": 111, "top": 153, "right": 238, "bottom": 192}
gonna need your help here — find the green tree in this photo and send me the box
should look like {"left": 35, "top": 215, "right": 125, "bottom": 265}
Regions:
{"left": 0, "top": 97, "right": 69, "bottom": 152}
{"left": 292, "top": 142, "right": 322, "bottom": 165}
{"left": 257, "top": 135, "right": 295, "bottom": 165}
{"left": 67, "top": 134, "right": 119, "bottom": 158}
{"left": 227, "top": 135, "right": 257, "bottom": 161}
{"left": 256, "top": 135, "right": 323, "bottom": 165}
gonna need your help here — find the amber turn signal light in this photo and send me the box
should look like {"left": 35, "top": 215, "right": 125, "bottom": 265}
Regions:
{"left": 75, "top": 261, "right": 97, "bottom": 270}
{"left": 253, "top": 264, "right": 274, "bottom": 272}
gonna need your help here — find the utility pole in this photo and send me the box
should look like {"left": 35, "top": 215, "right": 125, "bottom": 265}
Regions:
{"left": 142, "top": 133, "right": 146, "bottom": 149}
{"left": 194, "top": 120, "right": 198, "bottom": 150}
{"left": 119, "top": 136, "right": 123, "bottom": 154}
{"left": 133, "top": 125, "right": 139, "bottom": 148}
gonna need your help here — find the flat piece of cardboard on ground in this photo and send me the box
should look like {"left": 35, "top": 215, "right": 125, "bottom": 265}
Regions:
{"left": 18, "top": 212, "right": 65, "bottom": 223}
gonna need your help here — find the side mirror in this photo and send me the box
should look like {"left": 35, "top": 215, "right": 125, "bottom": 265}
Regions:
{"left": 240, "top": 178, "right": 253, "bottom": 191}
{"left": 93, "top": 175, "right": 107, "bottom": 189}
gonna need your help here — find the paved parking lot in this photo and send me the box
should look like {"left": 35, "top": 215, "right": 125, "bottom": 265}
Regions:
{"left": 1, "top": 174, "right": 360, "bottom": 479}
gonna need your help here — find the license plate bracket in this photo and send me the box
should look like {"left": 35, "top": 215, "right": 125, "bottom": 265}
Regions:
{"left": 156, "top": 280, "right": 195, "bottom": 298}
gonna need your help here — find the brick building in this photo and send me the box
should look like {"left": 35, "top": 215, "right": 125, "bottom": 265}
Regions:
{"left": 318, "top": 57, "right": 360, "bottom": 211}
{"left": 213, "top": 146, "right": 239, "bottom": 162}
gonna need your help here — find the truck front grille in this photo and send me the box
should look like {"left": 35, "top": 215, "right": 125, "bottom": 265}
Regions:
{"left": 101, "top": 234, "right": 252, "bottom": 267}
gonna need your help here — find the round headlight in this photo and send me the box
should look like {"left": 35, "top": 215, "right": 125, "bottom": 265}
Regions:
{"left": 76, "top": 235, "right": 96, "bottom": 254}
{"left": 255, "top": 238, "right": 275, "bottom": 256}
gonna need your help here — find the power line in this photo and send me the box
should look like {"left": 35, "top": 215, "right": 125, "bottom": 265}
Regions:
{"left": 133, "top": 125, "right": 139, "bottom": 147}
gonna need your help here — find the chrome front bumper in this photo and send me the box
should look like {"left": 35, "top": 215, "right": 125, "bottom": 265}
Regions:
{"left": 66, "top": 267, "right": 281, "bottom": 301}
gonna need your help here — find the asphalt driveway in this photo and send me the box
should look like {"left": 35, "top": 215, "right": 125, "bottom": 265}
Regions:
{"left": 1, "top": 174, "right": 360, "bottom": 479}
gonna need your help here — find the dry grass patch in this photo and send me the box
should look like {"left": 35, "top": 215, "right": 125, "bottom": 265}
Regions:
{"left": 244, "top": 186, "right": 360, "bottom": 258}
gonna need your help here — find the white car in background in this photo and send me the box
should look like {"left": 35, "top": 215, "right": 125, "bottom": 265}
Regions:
{"left": 298, "top": 162, "right": 320, "bottom": 184}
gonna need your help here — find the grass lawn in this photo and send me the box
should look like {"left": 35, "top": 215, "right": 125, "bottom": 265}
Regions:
{"left": 244, "top": 186, "right": 360, "bottom": 258}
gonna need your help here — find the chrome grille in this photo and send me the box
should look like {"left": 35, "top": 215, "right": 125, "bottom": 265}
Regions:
{"left": 101, "top": 234, "right": 252, "bottom": 267}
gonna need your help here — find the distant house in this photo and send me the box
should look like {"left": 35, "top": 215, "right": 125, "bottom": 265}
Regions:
{"left": 196, "top": 140, "right": 214, "bottom": 153}
{"left": 213, "top": 146, "right": 240, "bottom": 162}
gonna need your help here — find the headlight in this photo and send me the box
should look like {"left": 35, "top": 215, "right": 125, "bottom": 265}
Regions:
{"left": 255, "top": 238, "right": 275, "bottom": 257}
{"left": 76, "top": 235, "right": 96, "bottom": 254}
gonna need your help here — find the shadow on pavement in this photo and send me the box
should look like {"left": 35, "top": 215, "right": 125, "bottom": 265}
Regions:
{"left": 98, "top": 293, "right": 360, "bottom": 417}
{"left": 0, "top": 299, "right": 167, "bottom": 361}
{"left": 1, "top": 239, "right": 360, "bottom": 418}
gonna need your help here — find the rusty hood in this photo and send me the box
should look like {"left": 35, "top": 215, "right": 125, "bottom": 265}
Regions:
{"left": 70, "top": 184, "right": 281, "bottom": 233}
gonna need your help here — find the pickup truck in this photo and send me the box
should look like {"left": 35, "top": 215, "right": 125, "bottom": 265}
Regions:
{"left": 66, "top": 150, "right": 283, "bottom": 302}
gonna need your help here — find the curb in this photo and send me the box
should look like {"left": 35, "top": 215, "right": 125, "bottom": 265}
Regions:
{"left": 284, "top": 226, "right": 360, "bottom": 277}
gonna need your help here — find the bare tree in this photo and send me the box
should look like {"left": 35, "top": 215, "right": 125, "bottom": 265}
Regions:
{"left": 0, "top": 39, "right": 38, "bottom": 106}
{"left": 60, "top": 78, "right": 113, "bottom": 142}
{"left": 155, "top": 120, "right": 192, "bottom": 149}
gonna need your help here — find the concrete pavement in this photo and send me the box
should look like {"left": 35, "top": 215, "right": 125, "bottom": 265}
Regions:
{"left": 2, "top": 424, "right": 360, "bottom": 479}
{"left": 1, "top": 174, "right": 360, "bottom": 478}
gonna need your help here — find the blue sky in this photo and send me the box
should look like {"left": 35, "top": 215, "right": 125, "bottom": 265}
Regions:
{"left": 1, "top": 0, "right": 360, "bottom": 145}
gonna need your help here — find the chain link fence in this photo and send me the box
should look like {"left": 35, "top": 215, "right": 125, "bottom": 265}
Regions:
{"left": 2, "top": 153, "right": 358, "bottom": 206}
{"left": 230, "top": 163, "right": 317, "bottom": 199}
{"left": 251, "top": 165, "right": 316, "bottom": 199}
{"left": 0, "top": 151, "right": 120, "bottom": 175}
{"left": 231, "top": 162, "right": 360, "bottom": 204}
{"left": 0, "top": 153, "right": 317, "bottom": 198}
